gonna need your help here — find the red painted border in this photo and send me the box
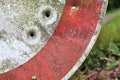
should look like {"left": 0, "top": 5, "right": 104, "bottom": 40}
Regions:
{"left": 0, "top": 0, "right": 104, "bottom": 80}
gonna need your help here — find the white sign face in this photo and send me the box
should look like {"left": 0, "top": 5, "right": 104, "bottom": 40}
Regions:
{"left": 0, "top": 0, "right": 65, "bottom": 73}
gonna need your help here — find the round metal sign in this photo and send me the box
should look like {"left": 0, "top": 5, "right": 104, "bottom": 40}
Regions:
{"left": 0, "top": 0, "right": 108, "bottom": 80}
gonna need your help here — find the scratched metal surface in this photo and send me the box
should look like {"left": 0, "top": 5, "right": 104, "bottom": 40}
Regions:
{"left": 0, "top": 0, "right": 108, "bottom": 80}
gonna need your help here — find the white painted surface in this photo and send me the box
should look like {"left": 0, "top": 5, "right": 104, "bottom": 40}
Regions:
{"left": 58, "top": 0, "right": 66, "bottom": 4}
{"left": 0, "top": 37, "right": 33, "bottom": 73}
{"left": 38, "top": 5, "right": 58, "bottom": 26}
{"left": 0, "top": 0, "right": 65, "bottom": 73}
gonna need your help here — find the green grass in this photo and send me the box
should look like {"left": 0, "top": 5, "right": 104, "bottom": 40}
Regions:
{"left": 69, "top": 10, "right": 120, "bottom": 80}
{"left": 97, "top": 12, "right": 120, "bottom": 48}
{"left": 106, "top": 8, "right": 120, "bottom": 14}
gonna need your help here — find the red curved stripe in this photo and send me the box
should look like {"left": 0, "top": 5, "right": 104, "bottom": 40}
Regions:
{"left": 0, "top": 0, "right": 103, "bottom": 80}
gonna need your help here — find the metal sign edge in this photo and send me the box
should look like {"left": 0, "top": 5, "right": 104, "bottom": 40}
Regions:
{"left": 62, "top": 0, "right": 108, "bottom": 80}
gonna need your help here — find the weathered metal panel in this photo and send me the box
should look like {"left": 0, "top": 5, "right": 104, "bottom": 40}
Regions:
{"left": 0, "top": 0, "right": 108, "bottom": 80}
{"left": 0, "top": 0, "right": 65, "bottom": 74}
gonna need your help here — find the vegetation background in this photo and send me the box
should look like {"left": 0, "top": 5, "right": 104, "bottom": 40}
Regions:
{"left": 70, "top": 0, "right": 120, "bottom": 80}
{"left": 108, "top": 0, "right": 120, "bottom": 11}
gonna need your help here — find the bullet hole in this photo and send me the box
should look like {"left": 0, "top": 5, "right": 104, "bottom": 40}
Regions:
{"left": 38, "top": 5, "right": 57, "bottom": 26}
{"left": 27, "top": 30, "right": 36, "bottom": 39}
{"left": 44, "top": 10, "right": 51, "bottom": 18}
{"left": 23, "top": 26, "right": 41, "bottom": 45}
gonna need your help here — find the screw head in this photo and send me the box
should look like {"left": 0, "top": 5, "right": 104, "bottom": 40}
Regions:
{"left": 32, "top": 76, "right": 37, "bottom": 80}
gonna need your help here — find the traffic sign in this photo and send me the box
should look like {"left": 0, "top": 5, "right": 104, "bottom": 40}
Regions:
{"left": 0, "top": 0, "right": 108, "bottom": 80}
